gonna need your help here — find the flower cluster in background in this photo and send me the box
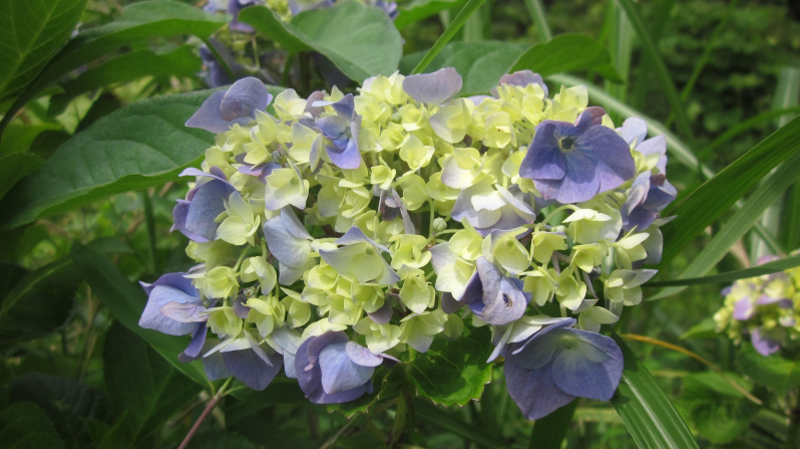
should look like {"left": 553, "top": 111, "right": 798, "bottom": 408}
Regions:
{"left": 139, "top": 68, "right": 676, "bottom": 420}
{"left": 714, "top": 255, "right": 800, "bottom": 356}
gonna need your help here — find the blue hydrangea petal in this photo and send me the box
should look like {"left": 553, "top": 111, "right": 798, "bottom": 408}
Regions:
{"left": 179, "top": 322, "right": 208, "bottom": 363}
{"left": 572, "top": 107, "right": 605, "bottom": 134}
{"left": 185, "top": 91, "right": 230, "bottom": 133}
{"left": 402, "top": 68, "right": 463, "bottom": 105}
{"left": 319, "top": 343, "right": 375, "bottom": 394}
{"left": 346, "top": 341, "right": 385, "bottom": 367}
{"left": 470, "top": 258, "right": 530, "bottom": 325}
{"left": 222, "top": 347, "right": 283, "bottom": 391}
{"left": 313, "top": 93, "right": 356, "bottom": 119}
{"left": 201, "top": 338, "right": 231, "bottom": 381}
{"left": 368, "top": 300, "right": 394, "bottom": 324}
{"left": 316, "top": 115, "right": 349, "bottom": 141}
{"left": 519, "top": 122, "right": 567, "bottom": 181}
{"left": 220, "top": 77, "right": 271, "bottom": 121}
{"left": 551, "top": 330, "right": 623, "bottom": 401}
{"left": 159, "top": 302, "right": 208, "bottom": 323}
{"left": 553, "top": 150, "right": 600, "bottom": 204}
{"left": 751, "top": 327, "right": 780, "bottom": 356}
{"left": 733, "top": 298, "right": 755, "bottom": 320}
{"left": 263, "top": 213, "right": 312, "bottom": 269}
{"left": 139, "top": 274, "right": 202, "bottom": 336}
{"left": 495, "top": 70, "right": 548, "bottom": 97}
{"left": 227, "top": 0, "right": 257, "bottom": 33}
{"left": 577, "top": 125, "right": 636, "bottom": 194}
{"left": 635, "top": 136, "right": 668, "bottom": 174}
{"left": 295, "top": 334, "right": 372, "bottom": 404}
{"left": 504, "top": 357, "right": 576, "bottom": 420}
{"left": 619, "top": 117, "right": 648, "bottom": 146}
{"left": 440, "top": 292, "right": 464, "bottom": 314}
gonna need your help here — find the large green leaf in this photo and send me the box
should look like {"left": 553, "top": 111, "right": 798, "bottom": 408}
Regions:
{"left": 529, "top": 399, "right": 578, "bottom": 449}
{"left": 511, "top": 33, "right": 623, "bottom": 83}
{"left": 414, "top": 399, "right": 498, "bottom": 448}
{"left": 659, "top": 116, "right": 800, "bottom": 267}
{"left": 71, "top": 242, "right": 209, "bottom": 386}
{"left": 103, "top": 322, "right": 201, "bottom": 443}
{"left": 399, "top": 42, "right": 528, "bottom": 94}
{"left": 0, "top": 89, "right": 217, "bottom": 229}
{"left": 9, "top": 374, "right": 113, "bottom": 449}
{"left": 0, "top": 255, "right": 79, "bottom": 341}
{"left": 240, "top": 2, "right": 403, "bottom": 81}
{"left": 0, "top": 0, "right": 88, "bottom": 103}
{"left": 678, "top": 372, "right": 760, "bottom": 444}
{"left": 48, "top": 45, "right": 203, "bottom": 116}
{"left": 0, "top": 0, "right": 228, "bottom": 134}
{"left": 185, "top": 431, "right": 261, "bottom": 449}
{"left": 0, "top": 401, "right": 66, "bottom": 449}
{"left": 736, "top": 344, "right": 800, "bottom": 396}
{"left": 0, "top": 153, "right": 44, "bottom": 200}
{"left": 394, "top": 0, "right": 466, "bottom": 30}
{"left": 407, "top": 326, "right": 493, "bottom": 406}
{"left": 610, "top": 335, "right": 699, "bottom": 449}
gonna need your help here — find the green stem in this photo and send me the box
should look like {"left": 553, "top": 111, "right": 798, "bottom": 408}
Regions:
{"left": 281, "top": 53, "right": 296, "bottom": 88}
{"left": 786, "top": 389, "right": 800, "bottom": 449}
{"left": 390, "top": 387, "right": 416, "bottom": 445}
{"left": 523, "top": 0, "right": 552, "bottom": 42}
{"left": 202, "top": 38, "right": 236, "bottom": 83}
{"left": 412, "top": 0, "right": 487, "bottom": 74}
{"left": 141, "top": 190, "right": 157, "bottom": 273}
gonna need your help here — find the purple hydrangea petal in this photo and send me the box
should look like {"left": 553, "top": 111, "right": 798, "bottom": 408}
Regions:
{"left": 179, "top": 322, "right": 208, "bottom": 363}
{"left": 295, "top": 334, "right": 372, "bottom": 404}
{"left": 201, "top": 338, "right": 231, "bottom": 381}
{"left": 159, "top": 302, "right": 208, "bottom": 323}
{"left": 519, "top": 122, "right": 567, "bottom": 181}
{"left": 495, "top": 70, "right": 548, "bottom": 97}
{"left": 468, "top": 258, "right": 530, "bottom": 325}
{"left": 185, "top": 91, "right": 230, "bottom": 133}
{"left": 219, "top": 77, "right": 271, "bottom": 121}
{"left": 751, "top": 328, "right": 780, "bottom": 356}
{"left": 345, "top": 341, "right": 384, "bottom": 367}
{"left": 263, "top": 212, "right": 312, "bottom": 268}
{"left": 402, "top": 68, "right": 463, "bottom": 105}
{"left": 318, "top": 343, "right": 375, "bottom": 394}
{"left": 222, "top": 347, "right": 283, "bottom": 391}
{"left": 733, "top": 298, "right": 755, "bottom": 321}
{"left": 440, "top": 292, "right": 464, "bottom": 314}
{"left": 576, "top": 125, "right": 635, "bottom": 194}
{"left": 550, "top": 330, "right": 623, "bottom": 401}
{"left": 504, "top": 357, "right": 576, "bottom": 420}
{"left": 552, "top": 150, "right": 600, "bottom": 204}
{"left": 635, "top": 136, "right": 668, "bottom": 174}
{"left": 228, "top": 0, "right": 256, "bottom": 33}
{"left": 619, "top": 117, "right": 648, "bottom": 146}
{"left": 368, "top": 300, "right": 393, "bottom": 324}
{"left": 139, "top": 273, "right": 202, "bottom": 336}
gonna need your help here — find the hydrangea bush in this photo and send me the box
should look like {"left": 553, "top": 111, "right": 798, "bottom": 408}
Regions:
{"left": 714, "top": 254, "right": 800, "bottom": 356}
{"left": 139, "top": 68, "right": 676, "bottom": 419}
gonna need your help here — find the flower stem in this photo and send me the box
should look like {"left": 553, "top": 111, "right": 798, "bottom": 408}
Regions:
{"left": 786, "top": 389, "right": 800, "bottom": 449}
{"left": 178, "top": 378, "right": 233, "bottom": 449}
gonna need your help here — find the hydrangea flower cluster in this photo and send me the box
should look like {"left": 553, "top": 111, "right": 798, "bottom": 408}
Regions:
{"left": 714, "top": 255, "right": 800, "bottom": 356}
{"left": 140, "top": 69, "right": 675, "bottom": 420}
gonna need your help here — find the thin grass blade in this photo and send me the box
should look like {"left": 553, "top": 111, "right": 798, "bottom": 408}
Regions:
{"left": 411, "top": 0, "right": 487, "bottom": 74}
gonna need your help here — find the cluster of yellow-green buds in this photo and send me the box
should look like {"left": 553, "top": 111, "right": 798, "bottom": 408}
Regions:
{"left": 139, "top": 68, "right": 675, "bottom": 417}
{"left": 714, "top": 254, "right": 800, "bottom": 356}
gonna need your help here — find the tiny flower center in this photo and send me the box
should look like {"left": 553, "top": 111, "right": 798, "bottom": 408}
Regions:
{"left": 559, "top": 136, "right": 575, "bottom": 152}
{"left": 365, "top": 247, "right": 375, "bottom": 256}
{"left": 290, "top": 178, "right": 299, "bottom": 186}
{"left": 505, "top": 239, "right": 514, "bottom": 248}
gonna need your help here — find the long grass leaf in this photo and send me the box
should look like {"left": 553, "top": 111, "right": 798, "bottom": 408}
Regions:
{"left": 411, "top": 0, "right": 487, "bottom": 74}
{"left": 658, "top": 116, "right": 800, "bottom": 268}
{"left": 529, "top": 399, "right": 578, "bottom": 449}
{"left": 610, "top": 334, "right": 699, "bottom": 449}
{"left": 414, "top": 399, "right": 497, "bottom": 447}
{"left": 615, "top": 0, "right": 694, "bottom": 144}
{"left": 696, "top": 106, "right": 800, "bottom": 160}
{"left": 647, "top": 253, "right": 800, "bottom": 288}
{"left": 523, "top": 0, "right": 552, "bottom": 42}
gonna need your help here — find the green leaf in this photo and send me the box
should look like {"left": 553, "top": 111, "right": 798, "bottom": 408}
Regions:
{"left": 71, "top": 242, "right": 209, "bottom": 387}
{"left": 0, "top": 0, "right": 229, "bottom": 135}
{"left": 678, "top": 372, "right": 760, "bottom": 444}
{"left": 394, "top": 0, "right": 466, "bottom": 30}
{"left": 522, "top": 0, "right": 552, "bottom": 42}
{"left": 414, "top": 399, "right": 498, "bottom": 448}
{"left": 529, "top": 399, "right": 578, "bottom": 449}
{"left": 184, "top": 430, "right": 260, "bottom": 449}
{"left": 0, "top": 153, "right": 44, "bottom": 200}
{"left": 103, "top": 321, "right": 201, "bottom": 442}
{"left": 0, "top": 123, "right": 62, "bottom": 156}
{"left": 736, "top": 344, "right": 800, "bottom": 396}
{"left": 0, "top": 0, "right": 88, "bottom": 103}
{"left": 511, "top": 33, "right": 623, "bottom": 83}
{"left": 648, "top": 253, "right": 800, "bottom": 289}
{"left": 411, "top": 0, "right": 487, "bottom": 74}
{"left": 48, "top": 45, "right": 202, "bottom": 117}
{"left": 658, "top": 116, "right": 800, "bottom": 268}
{"left": 399, "top": 41, "right": 528, "bottom": 94}
{"left": 0, "top": 89, "right": 221, "bottom": 229}
{"left": 615, "top": 0, "right": 694, "bottom": 142}
{"left": 0, "top": 255, "right": 79, "bottom": 341}
{"left": 610, "top": 334, "right": 699, "bottom": 449}
{"left": 407, "top": 326, "right": 493, "bottom": 406}
{"left": 9, "top": 374, "right": 113, "bottom": 449}
{"left": 680, "top": 318, "right": 718, "bottom": 340}
{"left": 240, "top": 2, "right": 403, "bottom": 81}
{"left": 0, "top": 401, "right": 66, "bottom": 449}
